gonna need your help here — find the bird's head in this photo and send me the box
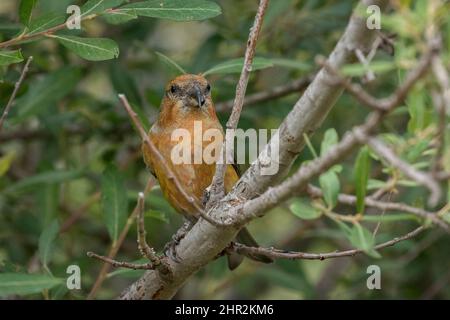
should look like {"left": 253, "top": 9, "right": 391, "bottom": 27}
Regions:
{"left": 164, "top": 74, "right": 212, "bottom": 112}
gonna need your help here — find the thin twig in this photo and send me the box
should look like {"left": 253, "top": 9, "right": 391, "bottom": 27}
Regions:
{"left": 0, "top": 56, "right": 33, "bottom": 131}
{"left": 136, "top": 192, "right": 172, "bottom": 276}
{"left": 207, "top": 0, "right": 270, "bottom": 208}
{"left": 59, "top": 192, "right": 101, "bottom": 233}
{"left": 234, "top": 43, "right": 438, "bottom": 224}
{"left": 431, "top": 54, "right": 449, "bottom": 176}
{"left": 306, "top": 184, "right": 449, "bottom": 232}
{"left": 366, "top": 136, "right": 441, "bottom": 206}
{"left": 87, "top": 252, "right": 154, "bottom": 270}
{"left": 215, "top": 75, "right": 312, "bottom": 112}
{"left": 87, "top": 178, "right": 155, "bottom": 300}
{"left": 233, "top": 226, "right": 425, "bottom": 261}
{"left": 318, "top": 41, "right": 439, "bottom": 112}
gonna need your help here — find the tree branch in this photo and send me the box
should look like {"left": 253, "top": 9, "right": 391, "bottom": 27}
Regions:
{"left": 118, "top": 0, "right": 393, "bottom": 300}
{"left": 232, "top": 226, "right": 425, "bottom": 260}
{"left": 207, "top": 0, "right": 269, "bottom": 208}
{"left": 366, "top": 136, "right": 442, "bottom": 206}
{"left": 0, "top": 56, "right": 33, "bottom": 131}
{"left": 306, "top": 184, "right": 450, "bottom": 232}
{"left": 215, "top": 75, "right": 313, "bottom": 113}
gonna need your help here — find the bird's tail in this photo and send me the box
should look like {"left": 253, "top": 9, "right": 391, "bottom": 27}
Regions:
{"left": 227, "top": 227, "right": 274, "bottom": 270}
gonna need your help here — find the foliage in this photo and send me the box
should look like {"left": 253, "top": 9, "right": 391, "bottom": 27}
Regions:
{"left": 0, "top": 0, "right": 449, "bottom": 300}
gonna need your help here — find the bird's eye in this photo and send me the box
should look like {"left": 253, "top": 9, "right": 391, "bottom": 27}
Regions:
{"left": 170, "top": 85, "right": 178, "bottom": 94}
{"left": 206, "top": 84, "right": 211, "bottom": 92}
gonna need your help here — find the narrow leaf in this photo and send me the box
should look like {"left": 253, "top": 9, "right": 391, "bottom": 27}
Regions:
{"left": 354, "top": 146, "right": 371, "bottom": 214}
{"left": 0, "top": 273, "right": 62, "bottom": 297}
{"left": 38, "top": 220, "right": 59, "bottom": 270}
{"left": 101, "top": 164, "right": 128, "bottom": 242}
{"left": 4, "top": 169, "right": 83, "bottom": 193}
{"left": 203, "top": 57, "right": 273, "bottom": 76}
{"left": 0, "top": 50, "right": 24, "bottom": 66}
{"left": 121, "top": 0, "right": 222, "bottom": 22}
{"left": 19, "top": 0, "right": 38, "bottom": 26}
{"left": 15, "top": 67, "right": 81, "bottom": 122}
{"left": 81, "top": 0, "right": 127, "bottom": 17}
{"left": 102, "top": 9, "right": 138, "bottom": 24}
{"left": 155, "top": 51, "right": 186, "bottom": 75}
{"left": 27, "top": 13, "right": 66, "bottom": 35}
{"left": 50, "top": 35, "right": 119, "bottom": 61}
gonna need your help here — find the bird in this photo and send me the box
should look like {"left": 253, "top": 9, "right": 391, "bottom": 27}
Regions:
{"left": 142, "top": 73, "right": 273, "bottom": 270}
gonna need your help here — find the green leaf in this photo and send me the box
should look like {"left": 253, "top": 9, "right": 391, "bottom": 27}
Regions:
{"left": 14, "top": 67, "right": 81, "bottom": 122}
{"left": 0, "top": 152, "right": 16, "bottom": 177}
{"left": 0, "top": 50, "right": 24, "bottom": 66}
{"left": 50, "top": 35, "right": 119, "bottom": 61}
{"left": 348, "top": 223, "right": 380, "bottom": 258}
{"left": 354, "top": 146, "right": 371, "bottom": 214}
{"left": 270, "top": 58, "right": 312, "bottom": 72}
{"left": 38, "top": 220, "right": 59, "bottom": 271}
{"left": 320, "top": 128, "right": 338, "bottom": 156}
{"left": 319, "top": 170, "right": 340, "bottom": 209}
{"left": 145, "top": 210, "right": 169, "bottom": 224}
{"left": 102, "top": 9, "right": 138, "bottom": 24}
{"left": 289, "top": 199, "right": 322, "bottom": 220}
{"left": 101, "top": 164, "right": 128, "bottom": 242}
{"left": 121, "top": 0, "right": 222, "bottom": 22}
{"left": 19, "top": 0, "right": 38, "bottom": 26}
{"left": 4, "top": 169, "right": 83, "bottom": 193}
{"left": 81, "top": 0, "right": 126, "bottom": 17}
{"left": 362, "top": 214, "right": 418, "bottom": 222}
{"left": 0, "top": 273, "right": 62, "bottom": 297}
{"left": 27, "top": 13, "right": 66, "bottom": 35}
{"left": 37, "top": 183, "right": 59, "bottom": 229}
{"left": 155, "top": 51, "right": 187, "bottom": 75}
{"left": 340, "top": 61, "right": 396, "bottom": 77}
{"left": 203, "top": 57, "right": 273, "bottom": 76}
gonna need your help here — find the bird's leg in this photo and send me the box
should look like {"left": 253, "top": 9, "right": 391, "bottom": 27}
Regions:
{"left": 164, "top": 219, "right": 194, "bottom": 262}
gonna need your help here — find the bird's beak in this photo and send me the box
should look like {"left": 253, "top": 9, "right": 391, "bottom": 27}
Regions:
{"left": 194, "top": 85, "right": 206, "bottom": 108}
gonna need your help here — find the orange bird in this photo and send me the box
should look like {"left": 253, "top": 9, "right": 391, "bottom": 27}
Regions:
{"left": 142, "top": 74, "right": 272, "bottom": 269}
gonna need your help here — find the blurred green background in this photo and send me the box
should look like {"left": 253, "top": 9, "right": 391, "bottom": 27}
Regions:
{"left": 0, "top": 0, "right": 449, "bottom": 299}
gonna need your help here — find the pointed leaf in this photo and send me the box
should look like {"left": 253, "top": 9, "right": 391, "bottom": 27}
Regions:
{"left": 203, "top": 57, "right": 273, "bottom": 76}
{"left": 14, "top": 67, "right": 81, "bottom": 122}
{"left": 19, "top": 0, "right": 38, "bottom": 26}
{"left": 81, "top": 0, "right": 126, "bottom": 17}
{"left": 0, "top": 50, "right": 24, "bottom": 66}
{"left": 50, "top": 35, "right": 119, "bottom": 61}
{"left": 27, "top": 13, "right": 66, "bottom": 35}
{"left": 155, "top": 51, "right": 186, "bottom": 74}
{"left": 101, "top": 165, "right": 128, "bottom": 242}
{"left": 121, "top": 0, "right": 222, "bottom": 22}
{"left": 354, "top": 146, "right": 371, "bottom": 214}
{"left": 38, "top": 220, "right": 59, "bottom": 270}
{"left": 102, "top": 9, "right": 138, "bottom": 24}
{"left": 0, "top": 273, "right": 63, "bottom": 297}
